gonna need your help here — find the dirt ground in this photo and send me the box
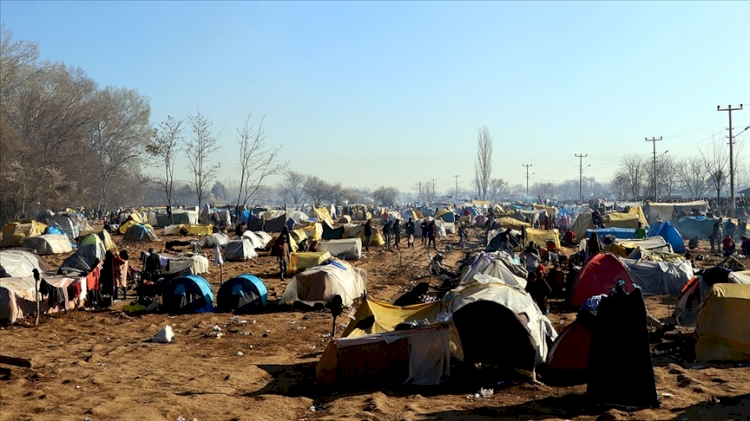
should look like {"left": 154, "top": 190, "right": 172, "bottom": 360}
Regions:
{"left": 1, "top": 224, "right": 749, "bottom": 421}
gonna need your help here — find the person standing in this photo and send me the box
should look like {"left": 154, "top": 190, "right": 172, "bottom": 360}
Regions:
{"left": 383, "top": 220, "right": 393, "bottom": 251}
{"left": 112, "top": 250, "right": 129, "bottom": 301}
{"left": 363, "top": 220, "right": 372, "bottom": 251}
{"left": 420, "top": 219, "right": 429, "bottom": 246}
{"left": 526, "top": 272, "right": 552, "bottom": 315}
{"left": 427, "top": 220, "right": 437, "bottom": 250}
{"left": 392, "top": 219, "right": 401, "bottom": 250}
{"left": 274, "top": 235, "right": 290, "bottom": 281}
{"left": 405, "top": 218, "right": 416, "bottom": 248}
{"left": 710, "top": 218, "right": 723, "bottom": 253}
{"left": 635, "top": 222, "right": 646, "bottom": 239}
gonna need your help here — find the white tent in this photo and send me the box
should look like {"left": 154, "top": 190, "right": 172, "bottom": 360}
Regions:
{"left": 49, "top": 214, "right": 80, "bottom": 241}
{"left": 459, "top": 251, "right": 528, "bottom": 289}
{"left": 22, "top": 234, "right": 73, "bottom": 255}
{"left": 224, "top": 239, "right": 258, "bottom": 261}
{"left": 199, "top": 233, "right": 230, "bottom": 248}
{"left": 243, "top": 231, "right": 272, "bottom": 249}
{"left": 279, "top": 259, "right": 367, "bottom": 307}
{"left": 317, "top": 238, "right": 362, "bottom": 260}
{"left": 0, "top": 250, "right": 48, "bottom": 278}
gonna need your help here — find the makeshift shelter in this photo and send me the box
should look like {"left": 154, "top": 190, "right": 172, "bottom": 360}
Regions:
{"left": 0, "top": 274, "right": 87, "bottom": 323}
{"left": 318, "top": 238, "right": 362, "bottom": 260}
{"left": 459, "top": 252, "right": 528, "bottom": 289}
{"left": 288, "top": 211, "right": 309, "bottom": 224}
{"left": 242, "top": 230, "right": 272, "bottom": 249}
{"left": 694, "top": 283, "right": 750, "bottom": 361}
{"left": 60, "top": 234, "right": 106, "bottom": 272}
{"left": 264, "top": 213, "right": 287, "bottom": 232}
{"left": 309, "top": 207, "right": 334, "bottom": 225}
{"left": 609, "top": 236, "right": 671, "bottom": 258}
{"left": 316, "top": 326, "right": 450, "bottom": 386}
{"left": 279, "top": 258, "right": 366, "bottom": 307}
{"left": 1, "top": 221, "right": 46, "bottom": 248}
{"left": 586, "top": 227, "right": 636, "bottom": 240}
{"left": 22, "top": 234, "right": 73, "bottom": 255}
{"left": 158, "top": 253, "right": 210, "bottom": 277}
{"left": 163, "top": 275, "right": 215, "bottom": 314}
{"left": 628, "top": 206, "right": 648, "bottom": 226}
{"left": 322, "top": 221, "right": 345, "bottom": 240}
{"left": 621, "top": 258, "right": 693, "bottom": 294}
{"left": 603, "top": 212, "right": 641, "bottom": 229}
{"left": 79, "top": 229, "right": 116, "bottom": 251}
{"left": 216, "top": 274, "right": 267, "bottom": 314}
{"left": 288, "top": 251, "right": 331, "bottom": 274}
{"left": 647, "top": 221, "right": 685, "bottom": 253}
{"left": 729, "top": 270, "right": 750, "bottom": 284}
{"left": 357, "top": 227, "right": 385, "bottom": 247}
{"left": 0, "top": 249, "right": 50, "bottom": 278}
{"left": 546, "top": 310, "right": 596, "bottom": 376}
{"left": 496, "top": 217, "right": 530, "bottom": 230}
{"left": 154, "top": 209, "right": 198, "bottom": 227}
{"left": 646, "top": 200, "right": 709, "bottom": 223}
{"left": 401, "top": 209, "right": 419, "bottom": 222}
{"left": 224, "top": 239, "right": 258, "bottom": 261}
{"left": 443, "top": 274, "right": 557, "bottom": 373}
{"left": 341, "top": 299, "right": 443, "bottom": 338}
{"left": 35, "top": 210, "right": 55, "bottom": 224}
{"left": 435, "top": 208, "right": 457, "bottom": 222}
{"left": 568, "top": 253, "right": 635, "bottom": 308}
{"left": 672, "top": 216, "right": 721, "bottom": 240}
{"left": 199, "top": 233, "right": 230, "bottom": 248}
{"left": 122, "top": 224, "right": 158, "bottom": 242}
{"left": 49, "top": 214, "right": 80, "bottom": 241}
{"left": 524, "top": 228, "right": 561, "bottom": 250}
{"left": 163, "top": 224, "right": 213, "bottom": 236}
{"left": 570, "top": 208, "right": 594, "bottom": 240}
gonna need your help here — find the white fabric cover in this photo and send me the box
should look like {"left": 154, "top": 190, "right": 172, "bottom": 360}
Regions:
{"left": 22, "top": 234, "right": 73, "bottom": 255}
{"left": 243, "top": 231, "right": 271, "bottom": 249}
{"left": 459, "top": 252, "right": 528, "bottom": 289}
{"left": 280, "top": 259, "right": 367, "bottom": 307}
{"left": 727, "top": 270, "right": 750, "bottom": 284}
{"left": 224, "top": 239, "right": 257, "bottom": 261}
{"left": 317, "top": 238, "right": 362, "bottom": 260}
{"left": 621, "top": 258, "right": 694, "bottom": 294}
{"left": 199, "top": 233, "right": 230, "bottom": 248}
{"left": 0, "top": 250, "right": 45, "bottom": 278}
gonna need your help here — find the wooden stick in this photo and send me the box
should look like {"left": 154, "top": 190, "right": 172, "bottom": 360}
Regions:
{"left": 0, "top": 355, "right": 32, "bottom": 368}
{"left": 33, "top": 270, "right": 40, "bottom": 326}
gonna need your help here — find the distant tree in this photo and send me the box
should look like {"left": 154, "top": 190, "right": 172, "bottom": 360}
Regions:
{"left": 489, "top": 178, "right": 508, "bottom": 202}
{"left": 701, "top": 135, "right": 729, "bottom": 206}
{"left": 656, "top": 155, "right": 678, "bottom": 199}
{"left": 609, "top": 173, "right": 630, "bottom": 200}
{"left": 235, "top": 114, "right": 287, "bottom": 210}
{"left": 676, "top": 156, "right": 709, "bottom": 199}
{"left": 211, "top": 181, "right": 228, "bottom": 201}
{"left": 277, "top": 170, "right": 306, "bottom": 204}
{"left": 533, "top": 182, "right": 556, "bottom": 200}
{"left": 303, "top": 175, "right": 331, "bottom": 206}
{"left": 614, "top": 155, "right": 647, "bottom": 200}
{"left": 372, "top": 186, "right": 399, "bottom": 207}
{"left": 473, "top": 126, "right": 493, "bottom": 200}
{"left": 186, "top": 111, "right": 220, "bottom": 219}
{"left": 146, "top": 116, "right": 184, "bottom": 221}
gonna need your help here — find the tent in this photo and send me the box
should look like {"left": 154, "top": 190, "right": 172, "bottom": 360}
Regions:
{"left": 586, "top": 227, "right": 636, "bottom": 240}
{"left": 341, "top": 299, "right": 443, "bottom": 338}
{"left": 647, "top": 221, "right": 685, "bottom": 253}
{"left": 123, "top": 224, "right": 158, "bottom": 242}
{"left": 672, "top": 216, "right": 722, "bottom": 240}
{"left": 402, "top": 209, "right": 419, "bottom": 222}
{"left": 435, "top": 208, "right": 457, "bottom": 222}
{"left": 316, "top": 326, "right": 450, "bottom": 386}
{"left": 242, "top": 230, "right": 272, "bottom": 249}
{"left": 22, "top": 234, "right": 73, "bottom": 255}
{"left": 729, "top": 270, "right": 750, "bottom": 284}
{"left": 621, "top": 258, "right": 693, "bottom": 294}
{"left": 695, "top": 283, "right": 750, "bottom": 361}
{"left": 443, "top": 274, "right": 557, "bottom": 373}
{"left": 459, "top": 251, "right": 528, "bottom": 289}
{"left": 568, "top": 253, "right": 635, "bottom": 308}
{"left": 158, "top": 253, "right": 210, "bottom": 277}
{"left": 199, "top": 233, "right": 230, "bottom": 248}
{"left": 35, "top": 210, "right": 55, "bottom": 224}
{"left": 60, "top": 234, "right": 106, "bottom": 272}
{"left": 646, "top": 200, "right": 709, "bottom": 223}
{"left": 524, "top": 228, "right": 561, "bottom": 250}
{"left": 317, "top": 238, "right": 362, "bottom": 260}
{"left": 610, "top": 236, "right": 672, "bottom": 257}
{"left": 628, "top": 206, "right": 648, "bottom": 226}
{"left": 496, "top": 217, "right": 530, "bottom": 231}
{"left": 1, "top": 221, "right": 46, "bottom": 248}
{"left": 570, "top": 208, "right": 594, "bottom": 240}
{"left": 0, "top": 249, "right": 50, "bottom": 278}
{"left": 546, "top": 310, "right": 596, "bottom": 376}
{"left": 154, "top": 209, "right": 198, "bottom": 227}
{"left": 163, "top": 275, "right": 215, "bottom": 314}
{"left": 163, "top": 224, "right": 213, "bottom": 236}
{"left": 263, "top": 213, "right": 287, "bottom": 232}
{"left": 288, "top": 251, "right": 331, "bottom": 274}
{"left": 216, "top": 274, "right": 267, "bottom": 313}
{"left": 288, "top": 211, "right": 309, "bottom": 224}
{"left": 50, "top": 214, "right": 80, "bottom": 241}
{"left": 224, "top": 239, "right": 258, "bottom": 261}
{"left": 322, "top": 221, "right": 345, "bottom": 240}
{"left": 603, "top": 212, "right": 641, "bottom": 229}
{"left": 79, "top": 229, "right": 116, "bottom": 251}
{"left": 0, "top": 274, "right": 87, "bottom": 323}
{"left": 279, "top": 258, "right": 366, "bottom": 307}
{"left": 309, "top": 207, "right": 334, "bottom": 225}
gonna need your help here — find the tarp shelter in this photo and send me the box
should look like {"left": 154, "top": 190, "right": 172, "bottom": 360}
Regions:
{"left": 158, "top": 253, "right": 210, "bottom": 277}
{"left": 288, "top": 211, "right": 309, "bottom": 224}
{"left": 612, "top": 237, "right": 671, "bottom": 255}
{"left": 224, "top": 239, "right": 258, "bottom": 261}
{"left": 164, "top": 224, "right": 213, "bottom": 236}
{"left": 279, "top": 258, "right": 366, "bottom": 307}
{"left": 242, "top": 230, "right": 272, "bottom": 249}
{"left": 435, "top": 208, "right": 457, "bottom": 222}
{"left": 264, "top": 213, "right": 287, "bottom": 232}
{"left": 570, "top": 208, "right": 594, "bottom": 241}
{"left": 216, "top": 274, "right": 267, "bottom": 313}
{"left": 672, "top": 216, "right": 722, "bottom": 240}
{"left": 337, "top": 215, "right": 352, "bottom": 224}
{"left": 288, "top": 251, "right": 331, "bottom": 274}
{"left": 524, "top": 228, "right": 561, "bottom": 250}
{"left": 163, "top": 275, "right": 215, "bottom": 314}
{"left": 60, "top": 234, "right": 106, "bottom": 272}
{"left": 402, "top": 209, "right": 420, "bottom": 222}
{"left": 0, "top": 274, "right": 87, "bottom": 323}
{"left": 646, "top": 200, "right": 709, "bottom": 224}
{"left": 123, "top": 224, "right": 158, "bottom": 242}
{"left": 318, "top": 238, "right": 362, "bottom": 260}
{"left": 322, "top": 221, "right": 345, "bottom": 240}
{"left": 154, "top": 209, "right": 198, "bottom": 227}
{"left": 0, "top": 249, "right": 50, "bottom": 278}
{"left": 35, "top": 210, "right": 55, "bottom": 224}
{"left": 50, "top": 214, "right": 80, "bottom": 241}
{"left": 729, "top": 270, "right": 750, "bottom": 284}
{"left": 568, "top": 253, "right": 635, "bottom": 308}
{"left": 309, "top": 207, "right": 334, "bottom": 225}
{"left": 341, "top": 299, "right": 442, "bottom": 338}
{"left": 1, "top": 221, "right": 46, "bottom": 248}
{"left": 459, "top": 251, "right": 528, "bottom": 289}
{"left": 586, "top": 227, "right": 636, "bottom": 240}
{"left": 603, "top": 212, "right": 641, "bottom": 229}
{"left": 496, "top": 217, "right": 530, "bottom": 230}
{"left": 357, "top": 227, "right": 385, "bottom": 247}
{"left": 628, "top": 206, "right": 648, "bottom": 226}
{"left": 199, "top": 233, "right": 230, "bottom": 248}
{"left": 621, "top": 258, "right": 693, "bottom": 294}
{"left": 79, "top": 229, "right": 116, "bottom": 251}
{"left": 647, "top": 221, "right": 685, "bottom": 253}
{"left": 546, "top": 310, "right": 596, "bottom": 376}
{"left": 695, "top": 283, "right": 750, "bottom": 361}
{"left": 316, "top": 326, "right": 451, "bottom": 386}
{"left": 22, "top": 234, "right": 73, "bottom": 255}
{"left": 443, "top": 274, "right": 557, "bottom": 372}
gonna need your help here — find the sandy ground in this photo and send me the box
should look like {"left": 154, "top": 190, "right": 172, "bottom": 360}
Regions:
{"left": 1, "top": 224, "right": 749, "bottom": 421}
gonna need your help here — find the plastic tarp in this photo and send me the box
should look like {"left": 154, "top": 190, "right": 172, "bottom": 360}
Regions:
{"left": 0, "top": 250, "right": 50, "bottom": 278}
{"left": 155, "top": 209, "right": 198, "bottom": 227}
{"left": 22, "top": 234, "right": 73, "bottom": 255}
{"left": 288, "top": 211, "right": 309, "bottom": 224}
{"left": 647, "top": 221, "right": 685, "bottom": 253}
{"left": 288, "top": 251, "right": 331, "bottom": 275}
{"left": 621, "top": 258, "right": 693, "bottom": 294}
{"left": 123, "top": 224, "right": 158, "bottom": 242}
{"left": 459, "top": 252, "right": 528, "bottom": 289}
{"left": 695, "top": 284, "right": 750, "bottom": 361}
{"left": 570, "top": 208, "right": 593, "bottom": 240}
{"left": 35, "top": 210, "right": 55, "bottom": 224}
{"left": 496, "top": 217, "right": 530, "bottom": 230}
{"left": 672, "top": 216, "right": 721, "bottom": 240}
{"left": 728, "top": 271, "right": 750, "bottom": 284}
{"left": 242, "top": 231, "right": 271, "bottom": 249}
{"left": 50, "top": 215, "right": 80, "bottom": 241}
{"left": 615, "top": 236, "right": 671, "bottom": 253}
{"left": 318, "top": 238, "right": 362, "bottom": 260}
{"left": 568, "top": 253, "right": 636, "bottom": 308}
{"left": 199, "top": 233, "right": 230, "bottom": 248}
{"left": 586, "top": 227, "right": 636, "bottom": 239}
{"left": 163, "top": 224, "right": 213, "bottom": 236}
{"left": 224, "top": 239, "right": 258, "bottom": 261}
{"left": 524, "top": 228, "right": 561, "bottom": 250}
{"left": 160, "top": 254, "right": 210, "bottom": 276}
{"left": 443, "top": 274, "right": 557, "bottom": 366}
{"left": 1, "top": 221, "right": 46, "bottom": 248}
{"left": 603, "top": 213, "right": 641, "bottom": 229}
{"left": 402, "top": 209, "right": 419, "bottom": 222}
{"left": 647, "top": 201, "right": 709, "bottom": 223}
{"left": 280, "top": 258, "right": 366, "bottom": 307}
{"left": 628, "top": 207, "right": 648, "bottom": 226}
{"left": 341, "top": 299, "right": 442, "bottom": 338}
{"left": 0, "top": 274, "right": 86, "bottom": 323}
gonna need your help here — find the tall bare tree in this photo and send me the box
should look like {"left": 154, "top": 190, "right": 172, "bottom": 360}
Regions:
{"left": 372, "top": 186, "right": 399, "bottom": 207}
{"left": 235, "top": 114, "right": 288, "bottom": 211}
{"left": 473, "top": 126, "right": 493, "bottom": 200}
{"left": 655, "top": 155, "right": 678, "bottom": 199}
{"left": 147, "top": 116, "right": 184, "bottom": 222}
{"left": 614, "top": 155, "right": 646, "bottom": 200}
{"left": 701, "top": 135, "right": 729, "bottom": 206}
{"left": 489, "top": 178, "right": 508, "bottom": 201}
{"left": 303, "top": 175, "right": 331, "bottom": 207}
{"left": 277, "top": 170, "right": 306, "bottom": 204}
{"left": 186, "top": 111, "right": 220, "bottom": 219}
{"left": 676, "top": 156, "right": 709, "bottom": 199}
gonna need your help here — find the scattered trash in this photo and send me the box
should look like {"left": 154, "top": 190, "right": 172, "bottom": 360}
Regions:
{"left": 473, "top": 393, "right": 480, "bottom": 399}
{"left": 151, "top": 326, "right": 174, "bottom": 343}
{"left": 288, "top": 321, "right": 296, "bottom": 324}
{"left": 212, "top": 325, "right": 222, "bottom": 332}
{"left": 662, "top": 392, "right": 674, "bottom": 398}
{"left": 692, "top": 365, "right": 704, "bottom": 370}
{"left": 236, "top": 351, "right": 244, "bottom": 356}
{"left": 230, "top": 315, "right": 240, "bottom": 320}
{"left": 238, "top": 320, "right": 247, "bottom": 324}
{"left": 479, "top": 388, "right": 494, "bottom": 398}
{"left": 322, "top": 333, "right": 331, "bottom": 338}
{"left": 75, "top": 385, "right": 82, "bottom": 389}
{"left": 84, "top": 418, "right": 93, "bottom": 421}
{"left": 97, "top": 363, "right": 105, "bottom": 367}
{"left": 216, "top": 333, "right": 224, "bottom": 338}
{"left": 297, "top": 326, "right": 307, "bottom": 330}
{"left": 242, "top": 331, "right": 250, "bottom": 336}
{"left": 308, "top": 406, "right": 316, "bottom": 412}
{"left": 303, "top": 314, "right": 312, "bottom": 320}
{"left": 252, "top": 320, "right": 257, "bottom": 324}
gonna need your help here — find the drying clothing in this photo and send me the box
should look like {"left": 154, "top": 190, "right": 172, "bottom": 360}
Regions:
{"left": 113, "top": 256, "right": 128, "bottom": 288}
{"left": 526, "top": 279, "right": 552, "bottom": 314}
{"left": 40, "top": 280, "right": 66, "bottom": 306}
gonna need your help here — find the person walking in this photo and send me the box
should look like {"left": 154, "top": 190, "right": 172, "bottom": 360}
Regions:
{"left": 634, "top": 222, "right": 646, "bottom": 239}
{"left": 364, "top": 219, "right": 372, "bottom": 251}
{"left": 112, "top": 250, "right": 129, "bottom": 302}
{"left": 392, "top": 219, "right": 401, "bottom": 250}
{"left": 710, "top": 218, "right": 723, "bottom": 253}
{"left": 420, "top": 219, "right": 429, "bottom": 246}
{"left": 274, "top": 235, "right": 290, "bottom": 281}
{"left": 405, "top": 218, "right": 416, "bottom": 248}
{"left": 383, "top": 219, "right": 393, "bottom": 251}
{"left": 427, "top": 220, "right": 437, "bottom": 250}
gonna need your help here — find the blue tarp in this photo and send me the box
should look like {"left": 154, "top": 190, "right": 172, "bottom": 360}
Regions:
{"left": 44, "top": 226, "right": 77, "bottom": 248}
{"left": 647, "top": 221, "right": 685, "bottom": 253}
{"left": 672, "top": 216, "right": 723, "bottom": 240}
{"left": 586, "top": 228, "right": 637, "bottom": 239}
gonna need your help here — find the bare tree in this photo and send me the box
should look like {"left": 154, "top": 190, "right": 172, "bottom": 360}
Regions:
{"left": 533, "top": 182, "right": 556, "bottom": 200}
{"left": 676, "top": 156, "right": 709, "bottom": 199}
{"left": 489, "top": 178, "right": 508, "bottom": 202}
{"left": 473, "top": 126, "right": 493, "bottom": 200}
{"left": 186, "top": 111, "right": 220, "bottom": 219}
{"left": 614, "top": 155, "right": 647, "bottom": 200}
{"left": 701, "top": 135, "right": 729, "bottom": 206}
{"left": 372, "top": 186, "right": 399, "bottom": 207}
{"left": 303, "top": 175, "right": 331, "bottom": 207}
{"left": 235, "top": 114, "right": 288, "bottom": 211}
{"left": 146, "top": 116, "right": 184, "bottom": 222}
{"left": 656, "top": 155, "right": 678, "bottom": 199}
{"left": 609, "top": 173, "right": 630, "bottom": 200}
{"left": 277, "top": 170, "right": 306, "bottom": 204}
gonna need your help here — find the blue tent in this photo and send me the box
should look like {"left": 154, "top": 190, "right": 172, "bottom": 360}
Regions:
{"left": 165, "top": 275, "right": 215, "bottom": 314}
{"left": 586, "top": 228, "right": 637, "bottom": 240}
{"left": 216, "top": 274, "right": 267, "bottom": 313}
{"left": 672, "top": 216, "right": 723, "bottom": 240}
{"left": 647, "top": 221, "right": 685, "bottom": 253}
{"left": 44, "top": 225, "right": 76, "bottom": 248}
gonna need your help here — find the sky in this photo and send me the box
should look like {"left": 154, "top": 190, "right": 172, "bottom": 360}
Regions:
{"left": 2, "top": 1, "right": 749, "bottom": 196}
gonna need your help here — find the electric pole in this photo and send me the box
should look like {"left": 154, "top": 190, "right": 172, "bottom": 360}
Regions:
{"left": 645, "top": 136, "right": 663, "bottom": 201}
{"left": 718, "top": 104, "right": 743, "bottom": 218}
{"left": 522, "top": 164, "right": 533, "bottom": 196}
{"left": 452, "top": 175, "right": 460, "bottom": 205}
{"left": 430, "top": 178, "right": 437, "bottom": 203}
{"left": 575, "top": 154, "right": 587, "bottom": 204}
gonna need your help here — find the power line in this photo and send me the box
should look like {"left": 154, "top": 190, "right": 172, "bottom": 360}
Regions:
{"left": 718, "top": 104, "right": 743, "bottom": 217}
{"left": 646, "top": 136, "right": 664, "bottom": 200}
{"left": 522, "top": 164, "right": 533, "bottom": 196}
{"left": 575, "top": 154, "right": 588, "bottom": 203}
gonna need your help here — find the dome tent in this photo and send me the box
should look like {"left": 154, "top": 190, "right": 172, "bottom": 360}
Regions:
{"left": 123, "top": 224, "right": 158, "bottom": 242}
{"left": 216, "top": 274, "right": 267, "bottom": 314}
{"left": 60, "top": 234, "right": 105, "bottom": 272}
{"left": 22, "top": 234, "right": 73, "bottom": 255}
{"left": 163, "top": 275, "right": 215, "bottom": 314}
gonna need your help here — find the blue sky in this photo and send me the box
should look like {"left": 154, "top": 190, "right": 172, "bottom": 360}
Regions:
{"left": 2, "top": 1, "right": 749, "bottom": 195}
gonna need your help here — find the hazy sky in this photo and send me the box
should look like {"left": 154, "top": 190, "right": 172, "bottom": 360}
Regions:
{"left": 2, "top": 1, "right": 749, "bottom": 195}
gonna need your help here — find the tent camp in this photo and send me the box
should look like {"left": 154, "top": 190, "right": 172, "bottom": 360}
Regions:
{"left": 459, "top": 251, "right": 528, "bottom": 289}
{"left": 263, "top": 213, "right": 287, "bottom": 232}
{"left": 0, "top": 249, "right": 50, "bottom": 278}
{"left": 49, "top": 214, "right": 81, "bottom": 241}
{"left": 322, "top": 221, "right": 345, "bottom": 240}
{"left": 570, "top": 208, "right": 594, "bottom": 241}
{"left": 216, "top": 274, "right": 267, "bottom": 314}
{"left": 586, "top": 227, "right": 636, "bottom": 240}
{"left": 341, "top": 299, "right": 443, "bottom": 338}
{"left": 288, "top": 251, "right": 332, "bottom": 274}
{"left": 646, "top": 200, "right": 709, "bottom": 223}
{"left": 123, "top": 224, "right": 158, "bottom": 242}
{"left": 546, "top": 310, "right": 596, "bottom": 377}
{"left": 524, "top": 228, "right": 561, "bottom": 250}
{"left": 443, "top": 274, "right": 557, "bottom": 373}
{"left": 279, "top": 258, "right": 366, "bottom": 307}
{"left": 495, "top": 217, "right": 531, "bottom": 231}
{"left": 199, "top": 233, "right": 230, "bottom": 248}
{"left": 647, "top": 221, "right": 685, "bottom": 253}
{"left": 695, "top": 284, "right": 750, "bottom": 361}
{"left": 1, "top": 221, "right": 46, "bottom": 248}
{"left": 608, "top": 236, "right": 672, "bottom": 258}
{"left": 0, "top": 274, "right": 87, "bottom": 323}
{"left": 224, "top": 239, "right": 258, "bottom": 261}
{"left": 568, "top": 253, "right": 636, "bottom": 308}
{"left": 163, "top": 275, "right": 215, "bottom": 314}
{"left": 603, "top": 212, "right": 641, "bottom": 229}
{"left": 242, "top": 230, "right": 272, "bottom": 249}
{"left": 621, "top": 258, "right": 693, "bottom": 294}
{"left": 22, "top": 234, "right": 73, "bottom": 255}
{"left": 60, "top": 234, "right": 106, "bottom": 272}
{"left": 153, "top": 209, "right": 199, "bottom": 227}
{"left": 78, "top": 229, "right": 116, "bottom": 251}
{"left": 158, "top": 253, "right": 210, "bottom": 277}
{"left": 35, "top": 210, "right": 55, "bottom": 224}
{"left": 672, "top": 216, "right": 722, "bottom": 240}
{"left": 317, "top": 238, "right": 362, "bottom": 260}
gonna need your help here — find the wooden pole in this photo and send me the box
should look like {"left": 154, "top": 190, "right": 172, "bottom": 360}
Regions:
{"left": 33, "top": 269, "right": 40, "bottom": 326}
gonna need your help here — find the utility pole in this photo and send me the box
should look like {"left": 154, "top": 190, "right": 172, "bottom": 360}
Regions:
{"left": 718, "top": 104, "right": 743, "bottom": 219}
{"left": 645, "top": 136, "right": 663, "bottom": 201}
{"left": 430, "top": 178, "right": 437, "bottom": 203}
{"left": 452, "top": 175, "right": 460, "bottom": 204}
{"left": 575, "top": 154, "right": 587, "bottom": 204}
{"left": 522, "top": 164, "right": 533, "bottom": 196}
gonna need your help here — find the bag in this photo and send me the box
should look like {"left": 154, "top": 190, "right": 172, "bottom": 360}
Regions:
{"left": 151, "top": 325, "right": 174, "bottom": 343}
